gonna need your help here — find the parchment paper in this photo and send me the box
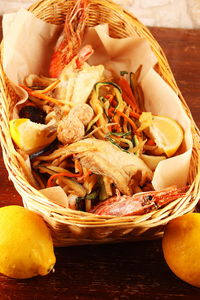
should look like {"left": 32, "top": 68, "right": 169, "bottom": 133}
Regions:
{"left": 2, "top": 8, "right": 193, "bottom": 194}
{"left": 3, "top": 9, "right": 62, "bottom": 83}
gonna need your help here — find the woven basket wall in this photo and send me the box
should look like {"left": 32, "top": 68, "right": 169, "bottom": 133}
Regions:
{"left": 0, "top": 0, "right": 200, "bottom": 247}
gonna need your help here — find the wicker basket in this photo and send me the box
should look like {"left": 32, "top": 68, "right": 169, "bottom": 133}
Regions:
{"left": 0, "top": 0, "right": 200, "bottom": 247}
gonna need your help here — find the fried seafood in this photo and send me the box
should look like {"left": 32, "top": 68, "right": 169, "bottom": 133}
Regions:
{"left": 57, "top": 116, "right": 85, "bottom": 145}
{"left": 57, "top": 104, "right": 94, "bottom": 145}
{"left": 69, "top": 103, "right": 94, "bottom": 126}
{"left": 67, "top": 138, "right": 153, "bottom": 195}
{"left": 54, "top": 48, "right": 104, "bottom": 105}
{"left": 49, "top": 0, "right": 90, "bottom": 78}
{"left": 48, "top": 0, "right": 104, "bottom": 106}
{"left": 9, "top": 0, "right": 186, "bottom": 215}
{"left": 14, "top": 70, "right": 185, "bottom": 214}
{"left": 90, "top": 186, "right": 189, "bottom": 216}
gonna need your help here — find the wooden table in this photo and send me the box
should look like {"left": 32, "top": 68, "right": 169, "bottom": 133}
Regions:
{"left": 0, "top": 17, "right": 200, "bottom": 299}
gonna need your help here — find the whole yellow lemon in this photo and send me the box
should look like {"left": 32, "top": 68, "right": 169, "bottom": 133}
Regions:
{"left": 0, "top": 205, "right": 56, "bottom": 279}
{"left": 162, "top": 213, "right": 200, "bottom": 287}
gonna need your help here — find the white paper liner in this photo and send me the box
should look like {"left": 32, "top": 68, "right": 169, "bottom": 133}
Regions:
{"left": 83, "top": 23, "right": 157, "bottom": 81}
{"left": 40, "top": 186, "right": 69, "bottom": 208}
{"left": 2, "top": 9, "right": 62, "bottom": 83}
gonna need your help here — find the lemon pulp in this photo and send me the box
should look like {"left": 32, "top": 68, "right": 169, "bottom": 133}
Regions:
{"left": 148, "top": 115, "right": 184, "bottom": 157}
{"left": 9, "top": 118, "right": 56, "bottom": 154}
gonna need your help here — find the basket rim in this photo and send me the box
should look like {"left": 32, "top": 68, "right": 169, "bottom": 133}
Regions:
{"left": 0, "top": 0, "right": 200, "bottom": 229}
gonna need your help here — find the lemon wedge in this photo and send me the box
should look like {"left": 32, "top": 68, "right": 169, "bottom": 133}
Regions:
{"left": 148, "top": 115, "right": 184, "bottom": 157}
{"left": 10, "top": 118, "right": 57, "bottom": 154}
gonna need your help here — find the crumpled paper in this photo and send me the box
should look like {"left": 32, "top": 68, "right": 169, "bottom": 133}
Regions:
{"left": 2, "top": 8, "right": 193, "bottom": 196}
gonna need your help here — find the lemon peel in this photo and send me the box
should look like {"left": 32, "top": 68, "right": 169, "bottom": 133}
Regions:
{"left": 9, "top": 118, "right": 57, "bottom": 154}
{"left": 162, "top": 213, "right": 200, "bottom": 288}
{"left": 0, "top": 205, "right": 56, "bottom": 279}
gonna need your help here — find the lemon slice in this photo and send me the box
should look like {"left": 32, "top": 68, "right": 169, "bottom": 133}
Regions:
{"left": 148, "top": 115, "right": 184, "bottom": 157}
{"left": 10, "top": 118, "right": 57, "bottom": 154}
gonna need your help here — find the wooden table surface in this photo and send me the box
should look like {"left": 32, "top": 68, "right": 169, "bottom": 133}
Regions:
{"left": 0, "top": 16, "right": 200, "bottom": 299}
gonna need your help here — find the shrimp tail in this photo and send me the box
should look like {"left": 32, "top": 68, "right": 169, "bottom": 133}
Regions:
{"left": 75, "top": 45, "right": 94, "bottom": 69}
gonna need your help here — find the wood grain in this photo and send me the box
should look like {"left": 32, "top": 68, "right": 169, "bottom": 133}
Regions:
{"left": 0, "top": 17, "right": 200, "bottom": 299}
{"left": 150, "top": 27, "right": 200, "bottom": 129}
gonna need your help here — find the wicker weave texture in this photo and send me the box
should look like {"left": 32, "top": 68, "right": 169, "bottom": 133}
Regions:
{"left": 0, "top": 0, "right": 200, "bottom": 246}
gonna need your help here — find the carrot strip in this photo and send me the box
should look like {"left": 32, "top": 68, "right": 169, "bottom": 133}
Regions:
{"left": 105, "top": 94, "right": 114, "bottom": 103}
{"left": 77, "top": 170, "right": 92, "bottom": 182}
{"left": 146, "top": 139, "right": 156, "bottom": 146}
{"left": 19, "top": 85, "right": 34, "bottom": 93}
{"left": 105, "top": 94, "right": 118, "bottom": 108}
{"left": 20, "top": 85, "right": 64, "bottom": 106}
{"left": 122, "top": 93, "right": 136, "bottom": 111}
{"left": 107, "top": 106, "right": 121, "bottom": 132}
{"left": 31, "top": 92, "right": 64, "bottom": 106}
{"left": 107, "top": 123, "right": 120, "bottom": 131}
{"left": 129, "top": 111, "right": 140, "bottom": 119}
{"left": 116, "top": 109, "right": 138, "bottom": 132}
{"left": 112, "top": 114, "right": 121, "bottom": 132}
{"left": 108, "top": 107, "right": 115, "bottom": 117}
{"left": 37, "top": 79, "right": 60, "bottom": 94}
{"left": 47, "top": 172, "right": 81, "bottom": 188}
{"left": 120, "top": 77, "right": 134, "bottom": 99}
{"left": 118, "top": 77, "right": 140, "bottom": 113}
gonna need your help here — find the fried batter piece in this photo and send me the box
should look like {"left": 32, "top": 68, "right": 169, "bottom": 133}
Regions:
{"left": 57, "top": 104, "right": 94, "bottom": 145}
{"left": 67, "top": 138, "right": 153, "bottom": 195}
